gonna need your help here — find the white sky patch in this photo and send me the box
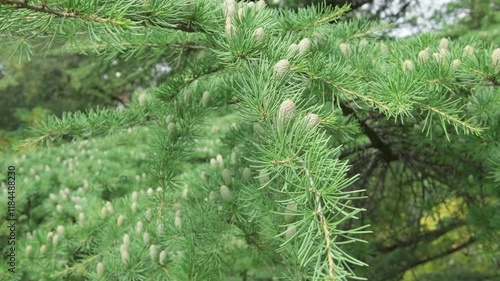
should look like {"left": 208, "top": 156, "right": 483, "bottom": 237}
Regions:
{"left": 155, "top": 63, "right": 172, "bottom": 73}
{"left": 359, "top": 0, "right": 458, "bottom": 37}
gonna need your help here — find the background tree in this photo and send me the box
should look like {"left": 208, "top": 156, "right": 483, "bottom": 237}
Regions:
{"left": 0, "top": 49, "right": 172, "bottom": 154}
{"left": 439, "top": 0, "right": 500, "bottom": 44}
{"left": 0, "top": 0, "right": 499, "bottom": 280}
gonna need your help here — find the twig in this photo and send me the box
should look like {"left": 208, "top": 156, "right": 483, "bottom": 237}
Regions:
{"left": 52, "top": 254, "right": 102, "bottom": 277}
{"left": 304, "top": 166, "right": 336, "bottom": 280}
{"left": 422, "top": 104, "right": 481, "bottom": 135}
{"left": 323, "top": 79, "right": 392, "bottom": 112}
{"left": 347, "top": 24, "right": 391, "bottom": 40}
{"left": 0, "top": 0, "right": 198, "bottom": 32}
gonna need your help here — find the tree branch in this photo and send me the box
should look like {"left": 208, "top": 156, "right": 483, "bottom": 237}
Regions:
{"left": 1, "top": 0, "right": 126, "bottom": 25}
{"left": 304, "top": 164, "right": 337, "bottom": 279}
{"left": 0, "top": 0, "right": 198, "bottom": 32}
{"left": 375, "top": 220, "right": 466, "bottom": 253}
{"left": 339, "top": 103, "right": 398, "bottom": 162}
{"left": 402, "top": 236, "right": 476, "bottom": 272}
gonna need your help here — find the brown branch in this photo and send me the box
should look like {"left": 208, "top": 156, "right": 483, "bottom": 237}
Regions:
{"left": 339, "top": 102, "right": 397, "bottom": 162}
{"left": 402, "top": 236, "right": 476, "bottom": 272}
{"left": 375, "top": 220, "right": 466, "bottom": 253}
{"left": 1, "top": 0, "right": 126, "bottom": 25}
{"left": 374, "top": 235, "right": 476, "bottom": 281}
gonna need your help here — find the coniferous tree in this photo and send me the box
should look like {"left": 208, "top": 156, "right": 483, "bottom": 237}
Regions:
{"left": 0, "top": 0, "right": 499, "bottom": 280}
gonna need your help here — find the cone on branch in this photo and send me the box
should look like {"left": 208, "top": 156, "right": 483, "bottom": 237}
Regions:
{"left": 253, "top": 123, "right": 267, "bottom": 137}
{"left": 96, "top": 262, "right": 105, "bottom": 279}
{"left": 253, "top": 27, "right": 265, "bottom": 42}
{"left": 202, "top": 91, "right": 211, "bottom": 107}
{"left": 463, "top": 45, "right": 474, "bottom": 56}
{"left": 439, "top": 38, "right": 449, "bottom": 50}
{"left": 304, "top": 113, "right": 320, "bottom": 130}
{"left": 287, "top": 43, "right": 298, "bottom": 56}
{"left": 159, "top": 250, "right": 167, "bottom": 265}
{"left": 493, "top": 48, "right": 500, "bottom": 68}
{"left": 339, "top": 43, "right": 352, "bottom": 55}
{"left": 273, "top": 59, "right": 290, "bottom": 78}
{"left": 220, "top": 185, "right": 233, "bottom": 202}
{"left": 278, "top": 99, "right": 296, "bottom": 125}
{"left": 298, "top": 38, "right": 311, "bottom": 55}
{"left": 243, "top": 167, "right": 252, "bottom": 181}
{"left": 402, "top": 60, "right": 415, "bottom": 72}
{"left": 418, "top": 49, "right": 429, "bottom": 62}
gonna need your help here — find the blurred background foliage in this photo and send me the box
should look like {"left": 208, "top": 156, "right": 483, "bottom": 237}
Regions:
{"left": 0, "top": 52, "right": 169, "bottom": 153}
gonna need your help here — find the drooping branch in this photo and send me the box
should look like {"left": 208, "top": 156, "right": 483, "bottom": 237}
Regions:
{"left": 1, "top": 0, "right": 127, "bottom": 25}
{"left": 375, "top": 220, "right": 466, "bottom": 253}
{"left": 372, "top": 235, "right": 476, "bottom": 281}
{"left": 339, "top": 102, "right": 398, "bottom": 162}
{"left": 401, "top": 236, "right": 476, "bottom": 273}
{"left": 304, "top": 165, "right": 336, "bottom": 279}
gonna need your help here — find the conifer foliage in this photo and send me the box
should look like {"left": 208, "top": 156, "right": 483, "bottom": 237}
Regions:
{"left": 1, "top": 0, "right": 499, "bottom": 280}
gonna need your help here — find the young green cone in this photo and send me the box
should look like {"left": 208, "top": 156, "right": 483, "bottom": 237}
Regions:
{"left": 150, "top": 245, "right": 158, "bottom": 262}
{"left": 159, "top": 250, "right": 167, "bottom": 265}
{"left": 278, "top": 99, "right": 296, "bottom": 125}
{"left": 298, "top": 38, "right": 311, "bottom": 55}
{"left": 273, "top": 59, "right": 290, "bottom": 78}
{"left": 222, "top": 169, "right": 232, "bottom": 186}
{"left": 305, "top": 113, "right": 320, "bottom": 131}
{"left": 220, "top": 185, "right": 233, "bottom": 202}
{"left": 96, "top": 262, "right": 105, "bottom": 278}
